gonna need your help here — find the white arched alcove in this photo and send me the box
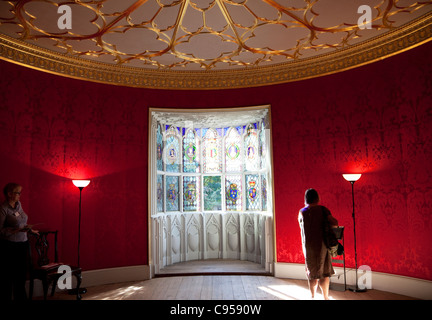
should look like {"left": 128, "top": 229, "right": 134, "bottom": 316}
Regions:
{"left": 148, "top": 106, "right": 274, "bottom": 277}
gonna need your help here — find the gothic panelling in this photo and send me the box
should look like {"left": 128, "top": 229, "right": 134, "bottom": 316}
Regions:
{"left": 152, "top": 212, "right": 270, "bottom": 269}
{"left": 241, "top": 213, "right": 267, "bottom": 264}
{"left": 185, "top": 214, "right": 202, "bottom": 261}
{"left": 243, "top": 214, "right": 255, "bottom": 260}
{"left": 161, "top": 216, "right": 167, "bottom": 267}
{"left": 205, "top": 213, "right": 222, "bottom": 259}
{"left": 225, "top": 213, "right": 240, "bottom": 260}
{"left": 170, "top": 215, "right": 183, "bottom": 264}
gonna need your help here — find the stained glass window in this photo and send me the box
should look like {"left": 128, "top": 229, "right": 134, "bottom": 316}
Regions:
{"left": 166, "top": 175, "right": 179, "bottom": 211}
{"left": 261, "top": 174, "right": 268, "bottom": 211}
{"left": 259, "top": 121, "right": 266, "bottom": 170}
{"left": 203, "top": 176, "right": 222, "bottom": 211}
{"left": 157, "top": 174, "right": 164, "bottom": 212}
{"left": 157, "top": 124, "right": 163, "bottom": 171}
{"left": 203, "top": 128, "right": 222, "bottom": 173}
{"left": 246, "top": 174, "right": 260, "bottom": 211}
{"left": 244, "top": 124, "right": 260, "bottom": 171}
{"left": 225, "top": 175, "right": 242, "bottom": 211}
{"left": 155, "top": 112, "right": 271, "bottom": 216}
{"left": 225, "top": 127, "right": 242, "bottom": 172}
{"left": 183, "top": 176, "right": 200, "bottom": 211}
{"left": 165, "top": 126, "right": 181, "bottom": 173}
{"left": 183, "top": 128, "right": 200, "bottom": 173}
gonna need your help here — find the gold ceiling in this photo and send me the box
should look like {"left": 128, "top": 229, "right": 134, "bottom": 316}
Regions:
{"left": 0, "top": 0, "right": 432, "bottom": 89}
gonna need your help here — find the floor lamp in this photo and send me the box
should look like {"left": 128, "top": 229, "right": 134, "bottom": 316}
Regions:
{"left": 342, "top": 173, "right": 367, "bottom": 293}
{"left": 70, "top": 179, "right": 91, "bottom": 295}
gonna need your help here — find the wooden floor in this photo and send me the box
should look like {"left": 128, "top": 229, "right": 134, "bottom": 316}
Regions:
{"left": 47, "top": 260, "right": 419, "bottom": 300}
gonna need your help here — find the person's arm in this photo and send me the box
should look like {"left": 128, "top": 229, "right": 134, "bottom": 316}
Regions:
{"left": 0, "top": 210, "right": 5, "bottom": 237}
{"left": 23, "top": 224, "right": 39, "bottom": 235}
{"left": 0, "top": 207, "right": 29, "bottom": 237}
{"left": 298, "top": 211, "right": 306, "bottom": 256}
{"left": 0, "top": 210, "right": 18, "bottom": 237}
{"left": 328, "top": 214, "right": 338, "bottom": 227}
{"left": 323, "top": 206, "right": 338, "bottom": 227}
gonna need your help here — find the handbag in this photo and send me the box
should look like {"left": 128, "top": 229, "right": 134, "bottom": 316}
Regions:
{"left": 322, "top": 208, "right": 344, "bottom": 257}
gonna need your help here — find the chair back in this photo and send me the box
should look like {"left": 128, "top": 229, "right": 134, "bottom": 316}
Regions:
{"left": 29, "top": 231, "right": 59, "bottom": 268}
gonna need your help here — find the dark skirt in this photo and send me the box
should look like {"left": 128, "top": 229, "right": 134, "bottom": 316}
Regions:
{"left": 0, "top": 239, "right": 29, "bottom": 300}
{"left": 304, "top": 240, "right": 334, "bottom": 280}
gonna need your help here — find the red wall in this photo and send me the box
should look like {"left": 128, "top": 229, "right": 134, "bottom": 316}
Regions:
{"left": 1, "top": 41, "right": 432, "bottom": 280}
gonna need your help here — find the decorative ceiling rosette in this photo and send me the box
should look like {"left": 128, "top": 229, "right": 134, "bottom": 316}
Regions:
{"left": 1, "top": 0, "right": 431, "bottom": 89}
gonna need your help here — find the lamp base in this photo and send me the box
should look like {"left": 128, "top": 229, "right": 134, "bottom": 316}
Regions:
{"left": 348, "top": 286, "right": 367, "bottom": 293}
{"left": 68, "top": 287, "right": 87, "bottom": 295}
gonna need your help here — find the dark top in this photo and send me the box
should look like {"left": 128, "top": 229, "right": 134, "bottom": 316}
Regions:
{"left": 298, "top": 204, "right": 338, "bottom": 280}
{"left": 0, "top": 201, "right": 28, "bottom": 242}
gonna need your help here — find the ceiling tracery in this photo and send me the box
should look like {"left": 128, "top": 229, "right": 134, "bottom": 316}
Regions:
{"left": 0, "top": 0, "right": 431, "bottom": 89}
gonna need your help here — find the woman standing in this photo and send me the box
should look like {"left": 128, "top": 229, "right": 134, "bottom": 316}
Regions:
{"left": 0, "top": 183, "right": 38, "bottom": 300}
{"left": 298, "top": 188, "right": 338, "bottom": 300}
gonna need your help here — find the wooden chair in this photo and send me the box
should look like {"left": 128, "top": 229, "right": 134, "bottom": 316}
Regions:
{"left": 28, "top": 231, "right": 83, "bottom": 300}
{"left": 329, "top": 226, "right": 346, "bottom": 292}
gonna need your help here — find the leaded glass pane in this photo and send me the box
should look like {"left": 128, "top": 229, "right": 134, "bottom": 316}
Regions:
{"left": 157, "top": 124, "right": 163, "bottom": 171}
{"left": 157, "top": 174, "right": 164, "bottom": 212}
{"left": 244, "top": 124, "right": 260, "bottom": 171}
{"left": 183, "top": 176, "right": 200, "bottom": 211}
{"left": 183, "top": 128, "right": 200, "bottom": 173}
{"left": 225, "top": 127, "right": 242, "bottom": 172}
{"left": 166, "top": 175, "right": 179, "bottom": 211}
{"left": 225, "top": 175, "right": 242, "bottom": 211}
{"left": 203, "top": 128, "right": 222, "bottom": 173}
{"left": 165, "top": 126, "right": 181, "bottom": 173}
{"left": 203, "top": 176, "right": 222, "bottom": 211}
{"left": 246, "top": 174, "right": 261, "bottom": 211}
{"left": 261, "top": 174, "right": 268, "bottom": 211}
{"left": 259, "top": 122, "right": 266, "bottom": 170}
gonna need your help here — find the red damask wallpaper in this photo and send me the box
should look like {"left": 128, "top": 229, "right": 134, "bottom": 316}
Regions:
{"left": 1, "top": 41, "right": 431, "bottom": 280}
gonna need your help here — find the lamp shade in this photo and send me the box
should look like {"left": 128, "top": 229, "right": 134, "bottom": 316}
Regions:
{"left": 342, "top": 174, "right": 362, "bottom": 182}
{"left": 72, "top": 180, "right": 91, "bottom": 188}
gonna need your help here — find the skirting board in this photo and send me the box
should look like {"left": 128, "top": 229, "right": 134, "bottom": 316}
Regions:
{"left": 274, "top": 262, "right": 432, "bottom": 300}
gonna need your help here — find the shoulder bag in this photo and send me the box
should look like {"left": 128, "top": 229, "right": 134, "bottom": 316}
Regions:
{"left": 322, "top": 207, "right": 344, "bottom": 257}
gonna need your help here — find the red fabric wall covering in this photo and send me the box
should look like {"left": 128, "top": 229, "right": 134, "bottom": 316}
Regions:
{"left": 1, "top": 41, "right": 431, "bottom": 280}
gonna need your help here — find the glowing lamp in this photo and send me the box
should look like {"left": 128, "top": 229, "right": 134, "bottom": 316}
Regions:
{"left": 72, "top": 180, "right": 91, "bottom": 188}
{"left": 342, "top": 174, "right": 362, "bottom": 182}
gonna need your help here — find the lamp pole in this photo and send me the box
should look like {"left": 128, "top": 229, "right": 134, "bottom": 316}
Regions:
{"left": 70, "top": 179, "right": 90, "bottom": 297}
{"left": 77, "top": 186, "right": 83, "bottom": 268}
{"left": 342, "top": 174, "right": 366, "bottom": 293}
{"left": 349, "top": 180, "right": 365, "bottom": 292}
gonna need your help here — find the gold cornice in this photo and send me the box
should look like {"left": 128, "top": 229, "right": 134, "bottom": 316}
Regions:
{"left": 1, "top": 11, "right": 432, "bottom": 90}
